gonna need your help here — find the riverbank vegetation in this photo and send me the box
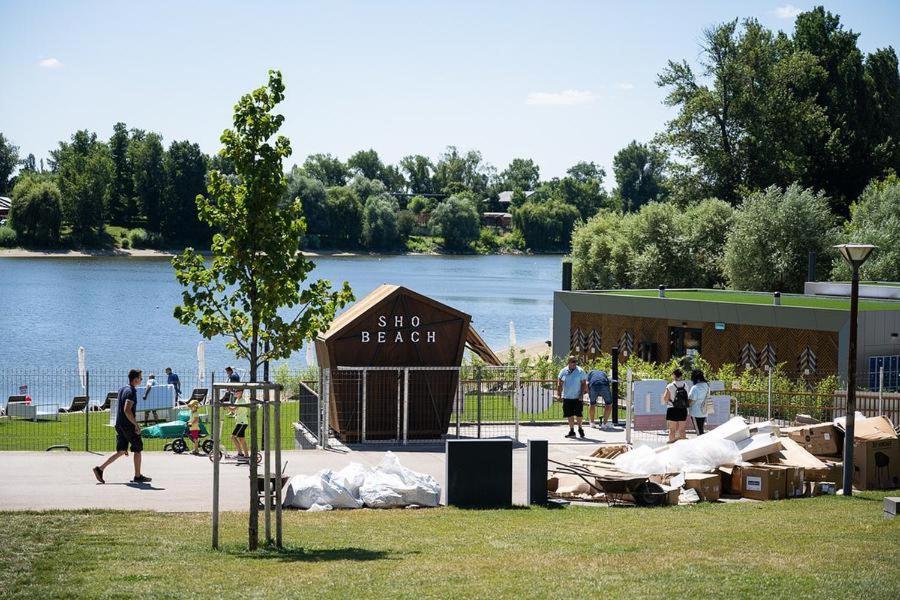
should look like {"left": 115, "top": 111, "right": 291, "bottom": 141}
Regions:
{"left": 1, "top": 7, "right": 898, "bottom": 275}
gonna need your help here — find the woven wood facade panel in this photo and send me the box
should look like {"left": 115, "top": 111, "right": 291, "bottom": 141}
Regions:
{"left": 570, "top": 311, "right": 839, "bottom": 373}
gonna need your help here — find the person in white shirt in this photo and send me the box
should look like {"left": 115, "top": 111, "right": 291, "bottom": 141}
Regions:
{"left": 661, "top": 368, "right": 689, "bottom": 443}
{"left": 688, "top": 369, "right": 711, "bottom": 435}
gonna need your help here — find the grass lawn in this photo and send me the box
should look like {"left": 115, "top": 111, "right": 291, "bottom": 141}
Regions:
{"left": 601, "top": 289, "right": 900, "bottom": 311}
{"left": 0, "top": 404, "right": 303, "bottom": 452}
{"left": 2, "top": 493, "right": 898, "bottom": 598}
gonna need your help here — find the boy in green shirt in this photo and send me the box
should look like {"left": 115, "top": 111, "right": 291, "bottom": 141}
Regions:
{"left": 229, "top": 403, "right": 249, "bottom": 462}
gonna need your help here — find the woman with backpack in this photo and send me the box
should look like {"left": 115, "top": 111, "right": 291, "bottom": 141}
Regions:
{"left": 662, "top": 368, "right": 689, "bottom": 443}
{"left": 688, "top": 368, "right": 711, "bottom": 435}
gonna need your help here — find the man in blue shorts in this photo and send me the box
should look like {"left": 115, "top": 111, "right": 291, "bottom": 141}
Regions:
{"left": 557, "top": 356, "right": 588, "bottom": 438}
{"left": 93, "top": 369, "right": 152, "bottom": 484}
{"left": 587, "top": 369, "right": 613, "bottom": 429}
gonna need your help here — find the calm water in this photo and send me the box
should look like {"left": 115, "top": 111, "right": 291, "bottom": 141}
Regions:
{"left": 0, "top": 255, "right": 562, "bottom": 373}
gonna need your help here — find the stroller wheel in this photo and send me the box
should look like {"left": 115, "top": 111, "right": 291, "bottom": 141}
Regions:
{"left": 201, "top": 439, "right": 214, "bottom": 454}
{"left": 208, "top": 449, "right": 223, "bottom": 463}
{"left": 171, "top": 438, "right": 187, "bottom": 454}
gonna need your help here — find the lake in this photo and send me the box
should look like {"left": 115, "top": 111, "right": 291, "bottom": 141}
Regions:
{"left": 0, "top": 254, "right": 562, "bottom": 373}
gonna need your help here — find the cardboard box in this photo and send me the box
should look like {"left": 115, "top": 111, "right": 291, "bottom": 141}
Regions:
{"left": 782, "top": 466, "right": 805, "bottom": 498}
{"left": 738, "top": 465, "right": 786, "bottom": 500}
{"left": 810, "top": 481, "right": 836, "bottom": 496}
{"left": 853, "top": 438, "right": 900, "bottom": 490}
{"left": 848, "top": 416, "right": 897, "bottom": 442}
{"left": 782, "top": 423, "right": 841, "bottom": 456}
{"left": 684, "top": 472, "right": 721, "bottom": 502}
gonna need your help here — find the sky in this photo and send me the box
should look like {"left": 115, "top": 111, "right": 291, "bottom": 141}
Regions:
{"left": 1, "top": 0, "right": 898, "bottom": 183}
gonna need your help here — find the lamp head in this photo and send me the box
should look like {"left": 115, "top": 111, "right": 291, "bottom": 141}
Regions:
{"left": 835, "top": 243, "right": 876, "bottom": 267}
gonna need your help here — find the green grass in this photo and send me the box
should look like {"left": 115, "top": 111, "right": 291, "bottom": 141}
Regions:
{"left": 405, "top": 235, "right": 441, "bottom": 254}
{"left": 601, "top": 289, "right": 900, "bottom": 311}
{"left": 2, "top": 494, "right": 898, "bottom": 598}
{"left": 0, "top": 405, "right": 302, "bottom": 452}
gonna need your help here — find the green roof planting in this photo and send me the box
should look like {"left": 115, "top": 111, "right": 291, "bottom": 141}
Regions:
{"left": 594, "top": 289, "right": 900, "bottom": 311}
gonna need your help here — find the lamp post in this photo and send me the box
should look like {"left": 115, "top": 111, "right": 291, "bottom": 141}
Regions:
{"left": 834, "top": 243, "right": 877, "bottom": 497}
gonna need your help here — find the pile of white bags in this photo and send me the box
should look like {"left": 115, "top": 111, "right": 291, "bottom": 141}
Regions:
{"left": 283, "top": 451, "right": 440, "bottom": 511}
{"left": 614, "top": 435, "right": 743, "bottom": 475}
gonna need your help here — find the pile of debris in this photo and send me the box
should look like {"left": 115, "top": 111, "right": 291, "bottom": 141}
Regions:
{"left": 549, "top": 414, "right": 899, "bottom": 506}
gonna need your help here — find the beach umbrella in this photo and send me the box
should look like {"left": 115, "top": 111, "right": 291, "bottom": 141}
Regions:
{"left": 197, "top": 341, "right": 206, "bottom": 384}
{"left": 508, "top": 321, "right": 517, "bottom": 350}
{"left": 306, "top": 343, "right": 315, "bottom": 367}
{"left": 78, "top": 346, "right": 86, "bottom": 391}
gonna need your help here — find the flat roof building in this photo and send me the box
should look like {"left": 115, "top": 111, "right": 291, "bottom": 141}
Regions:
{"left": 552, "top": 285, "right": 900, "bottom": 387}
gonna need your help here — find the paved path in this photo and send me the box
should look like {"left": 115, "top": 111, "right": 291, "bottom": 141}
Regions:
{"left": 0, "top": 423, "right": 631, "bottom": 511}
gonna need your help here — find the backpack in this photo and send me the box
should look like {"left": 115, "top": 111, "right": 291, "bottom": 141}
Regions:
{"left": 672, "top": 383, "right": 689, "bottom": 409}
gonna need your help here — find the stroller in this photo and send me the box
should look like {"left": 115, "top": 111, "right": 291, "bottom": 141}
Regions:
{"left": 141, "top": 410, "right": 215, "bottom": 455}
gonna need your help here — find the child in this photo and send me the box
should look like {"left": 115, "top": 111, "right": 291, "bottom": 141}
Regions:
{"left": 186, "top": 399, "right": 202, "bottom": 455}
{"left": 228, "top": 401, "right": 249, "bottom": 462}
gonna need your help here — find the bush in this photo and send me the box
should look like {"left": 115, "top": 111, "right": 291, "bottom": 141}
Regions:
{"left": 430, "top": 195, "right": 480, "bottom": 251}
{"left": 513, "top": 199, "right": 580, "bottom": 251}
{"left": 128, "top": 228, "right": 162, "bottom": 249}
{"left": 498, "top": 229, "right": 526, "bottom": 252}
{"left": 831, "top": 176, "right": 900, "bottom": 281}
{"left": 724, "top": 184, "right": 837, "bottom": 292}
{"left": 120, "top": 237, "right": 131, "bottom": 249}
{"left": 408, "top": 195, "right": 434, "bottom": 214}
{"left": 397, "top": 210, "right": 416, "bottom": 241}
{"left": 474, "top": 227, "right": 499, "bottom": 253}
{"left": 570, "top": 211, "right": 631, "bottom": 289}
{"left": 0, "top": 225, "right": 17, "bottom": 247}
{"left": 9, "top": 176, "right": 63, "bottom": 246}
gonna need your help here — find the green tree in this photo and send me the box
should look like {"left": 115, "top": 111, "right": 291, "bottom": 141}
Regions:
{"left": 173, "top": 70, "right": 353, "bottom": 391}
{"left": 9, "top": 175, "right": 62, "bottom": 246}
{"left": 498, "top": 158, "right": 540, "bottom": 191}
{"left": 0, "top": 132, "right": 19, "bottom": 195}
{"left": 724, "top": 184, "right": 837, "bottom": 292}
{"left": 430, "top": 194, "right": 480, "bottom": 251}
{"left": 570, "top": 211, "right": 632, "bottom": 289}
{"left": 20, "top": 153, "right": 37, "bottom": 174}
{"left": 325, "top": 185, "right": 363, "bottom": 247}
{"left": 566, "top": 161, "right": 605, "bottom": 184}
{"left": 348, "top": 149, "right": 386, "bottom": 180}
{"left": 362, "top": 193, "right": 400, "bottom": 250}
{"left": 513, "top": 199, "right": 580, "bottom": 251}
{"left": 399, "top": 154, "right": 435, "bottom": 194}
{"left": 349, "top": 174, "right": 386, "bottom": 203}
{"left": 433, "top": 146, "right": 494, "bottom": 196}
{"left": 613, "top": 141, "right": 669, "bottom": 211}
{"left": 301, "top": 153, "right": 348, "bottom": 187}
{"left": 161, "top": 140, "right": 208, "bottom": 243}
{"left": 107, "top": 122, "right": 133, "bottom": 225}
{"left": 129, "top": 132, "right": 166, "bottom": 232}
{"left": 678, "top": 198, "right": 734, "bottom": 288}
{"left": 622, "top": 201, "right": 696, "bottom": 287}
{"left": 408, "top": 195, "right": 434, "bottom": 214}
{"left": 284, "top": 171, "right": 329, "bottom": 246}
{"left": 51, "top": 130, "right": 113, "bottom": 241}
{"left": 831, "top": 176, "right": 900, "bottom": 282}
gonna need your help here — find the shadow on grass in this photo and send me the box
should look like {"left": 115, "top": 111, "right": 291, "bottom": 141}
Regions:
{"left": 225, "top": 545, "right": 413, "bottom": 563}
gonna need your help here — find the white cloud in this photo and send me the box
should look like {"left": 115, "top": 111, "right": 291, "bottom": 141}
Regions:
{"left": 614, "top": 82, "right": 635, "bottom": 90}
{"left": 38, "top": 57, "right": 63, "bottom": 69}
{"left": 773, "top": 4, "right": 802, "bottom": 19}
{"left": 526, "top": 90, "right": 597, "bottom": 106}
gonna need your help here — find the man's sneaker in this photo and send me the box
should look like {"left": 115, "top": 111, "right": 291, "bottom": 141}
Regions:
{"left": 132, "top": 474, "right": 152, "bottom": 483}
{"left": 236, "top": 455, "right": 250, "bottom": 463}
{"left": 565, "top": 430, "right": 577, "bottom": 439}
{"left": 92, "top": 466, "right": 105, "bottom": 484}
{"left": 578, "top": 427, "right": 586, "bottom": 438}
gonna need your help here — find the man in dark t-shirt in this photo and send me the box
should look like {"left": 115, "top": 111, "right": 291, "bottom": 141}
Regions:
{"left": 93, "top": 369, "right": 152, "bottom": 484}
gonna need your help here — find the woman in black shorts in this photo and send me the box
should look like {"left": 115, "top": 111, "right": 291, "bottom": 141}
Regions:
{"left": 662, "top": 368, "right": 689, "bottom": 443}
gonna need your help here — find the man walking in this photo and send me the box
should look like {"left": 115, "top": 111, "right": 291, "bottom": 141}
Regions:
{"left": 93, "top": 369, "right": 152, "bottom": 484}
{"left": 557, "top": 356, "right": 588, "bottom": 439}
{"left": 165, "top": 367, "right": 181, "bottom": 403}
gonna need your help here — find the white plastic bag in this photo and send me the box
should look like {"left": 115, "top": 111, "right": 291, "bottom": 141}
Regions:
{"left": 283, "top": 469, "right": 363, "bottom": 509}
{"left": 359, "top": 452, "right": 440, "bottom": 508}
{"left": 613, "top": 437, "right": 741, "bottom": 475}
{"left": 334, "top": 462, "right": 369, "bottom": 497}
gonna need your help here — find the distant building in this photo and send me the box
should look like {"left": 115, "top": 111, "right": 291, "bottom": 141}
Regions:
{"left": 481, "top": 212, "right": 512, "bottom": 228}
{"left": 497, "top": 190, "right": 534, "bottom": 206}
{"left": 0, "top": 196, "right": 11, "bottom": 219}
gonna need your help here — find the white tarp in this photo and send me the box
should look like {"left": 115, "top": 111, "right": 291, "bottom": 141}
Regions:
{"left": 614, "top": 436, "right": 743, "bottom": 475}
{"left": 283, "top": 452, "right": 440, "bottom": 511}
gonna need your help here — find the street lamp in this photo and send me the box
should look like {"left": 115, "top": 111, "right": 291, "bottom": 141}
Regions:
{"left": 834, "top": 243, "right": 877, "bottom": 497}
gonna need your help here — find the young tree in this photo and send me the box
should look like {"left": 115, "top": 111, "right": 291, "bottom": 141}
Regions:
{"left": 52, "top": 130, "right": 113, "bottom": 241}
{"left": 9, "top": 175, "right": 62, "bottom": 246}
{"left": 612, "top": 141, "right": 669, "bottom": 211}
{"left": 724, "top": 184, "right": 836, "bottom": 292}
{"left": 173, "top": 70, "right": 353, "bottom": 385}
{"left": 430, "top": 194, "right": 480, "bottom": 251}
{"left": 0, "top": 132, "right": 20, "bottom": 195}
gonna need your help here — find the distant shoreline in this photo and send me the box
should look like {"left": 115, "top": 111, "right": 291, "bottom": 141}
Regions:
{"left": 0, "top": 248, "right": 562, "bottom": 259}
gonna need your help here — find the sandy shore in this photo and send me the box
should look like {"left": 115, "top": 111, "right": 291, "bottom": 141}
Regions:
{"left": 0, "top": 248, "right": 371, "bottom": 259}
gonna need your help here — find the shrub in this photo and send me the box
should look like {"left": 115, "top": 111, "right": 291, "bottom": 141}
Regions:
{"left": 831, "top": 176, "right": 900, "bottom": 282}
{"left": 128, "top": 228, "right": 162, "bottom": 249}
{"left": 9, "top": 177, "right": 63, "bottom": 246}
{"left": 430, "top": 195, "right": 480, "bottom": 251}
{"left": 474, "top": 227, "right": 499, "bottom": 253}
{"left": 397, "top": 210, "right": 416, "bottom": 241}
{"left": 361, "top": 193, "right": 400, "bottom": 250}
{"left": 0, "top": 225, "right": 17, "bottom": 247}
{"left": 513, "top": 199, "right": 580, "bottom": 251}
{"left": 120, "top": 237, "right": 131, "bottom": 249}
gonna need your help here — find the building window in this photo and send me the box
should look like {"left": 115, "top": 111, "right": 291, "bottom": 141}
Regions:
{"left": 868, "top": 355, "right": 899, "bottom": 391}
{"left": 670, "top": 327, "right": 702, "bottom": 359}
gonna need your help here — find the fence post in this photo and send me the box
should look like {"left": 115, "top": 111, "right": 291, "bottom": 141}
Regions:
{"left": 402, "top": 368, "right": 409, "bottom": 445}
{"left": 321, "top": 369, "right": 330, "bottom": 450}
{"left": 84, "top": 370, "right": 90, "bottom": 452}
{"left": 766, "top": 367, "right": 773, "bottom": 421}
{"left": 878, "top": 366, "right": 885, "bottom": 415}
{"left": 212, "top": 385, "right": 220, "bottom": 550}
{"left": 514, "top": 367, "right": 520, "bottom": 443}
{"left": 625, "top": 368, "right": 633, "bottom": 445}
{"left": 362, "top": 370, "right": 367, "bottom": 443}
{"left": 455, "top": 377, "right": 461, "bottom": 439}
{"left": 476, "top": 366, "right": 483, "bottom": 439}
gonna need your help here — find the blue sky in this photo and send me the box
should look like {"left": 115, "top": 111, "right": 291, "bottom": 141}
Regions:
{"left": 1, "top": 1, "right": 898, "bottom": 182}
